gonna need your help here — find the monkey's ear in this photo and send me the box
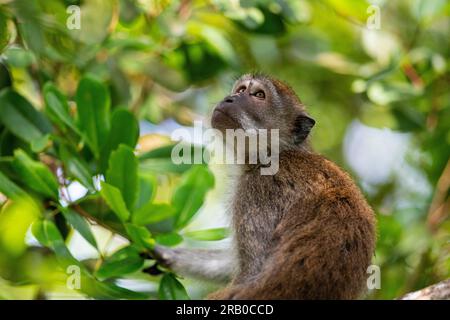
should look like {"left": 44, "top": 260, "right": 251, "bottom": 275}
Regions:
{"left": 293, "top": 115, "right": 315, "bottom": 144}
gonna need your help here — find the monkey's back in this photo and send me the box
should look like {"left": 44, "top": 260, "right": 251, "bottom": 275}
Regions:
{"left": 232, "top": 150, "right": 376, "bottom": 299}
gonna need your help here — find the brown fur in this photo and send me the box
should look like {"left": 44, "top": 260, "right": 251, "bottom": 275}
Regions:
{"left": 208, "top": 74, "right": 376, "bottom": 299}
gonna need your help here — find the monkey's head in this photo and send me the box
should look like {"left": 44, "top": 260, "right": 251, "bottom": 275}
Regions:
{"left": 211, "top": 73, "right": 315, "bottom": 149}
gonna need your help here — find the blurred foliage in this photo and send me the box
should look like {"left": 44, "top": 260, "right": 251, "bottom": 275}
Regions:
{"left": 0, "top": 0, "right": 449, "bottom": 299}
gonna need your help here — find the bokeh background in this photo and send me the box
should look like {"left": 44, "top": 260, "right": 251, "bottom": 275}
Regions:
{"left": 0, "top": 0, "right": 449, "bottom": 299}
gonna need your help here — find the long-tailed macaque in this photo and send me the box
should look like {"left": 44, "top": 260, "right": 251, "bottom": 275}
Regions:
{"left": 152, "top": 74, "right": 376, "bottom": 299}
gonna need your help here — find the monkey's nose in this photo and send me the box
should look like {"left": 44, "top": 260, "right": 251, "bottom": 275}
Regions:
{"left": 224, "top": 95, "right": 235, "bottom": 103}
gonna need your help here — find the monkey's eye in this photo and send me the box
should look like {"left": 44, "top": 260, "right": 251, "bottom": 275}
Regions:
{"left": 254, "top": 91, "right": 265, "bottom": 99}
{"left": 236, "top": 86, "right": 246, "bottom": 94}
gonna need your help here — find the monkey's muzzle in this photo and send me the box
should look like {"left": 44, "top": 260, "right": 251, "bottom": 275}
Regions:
{"left": 211, "top": 102, "right": 240, "bottom": 131}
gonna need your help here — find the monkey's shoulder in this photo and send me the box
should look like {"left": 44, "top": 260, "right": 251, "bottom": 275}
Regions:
{"left": 277, "top": 151, "right": 375, "bottom": 220}
{"left": 276, "top": 151, "right": 354, "bottom": 189}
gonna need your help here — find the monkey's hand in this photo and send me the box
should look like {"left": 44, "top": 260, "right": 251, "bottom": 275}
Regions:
{"left": 150, "top": 245, "right": 175, "bottom": 268}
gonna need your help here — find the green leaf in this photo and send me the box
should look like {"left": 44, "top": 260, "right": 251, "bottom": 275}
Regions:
{"left": 43, "top": 82, "right": 80, "bottom": 134}
{"left": 183, "top": 228, "right": 230, "bottom": 241}
{"left": 69, "top": 0, "right": 115, "bottom": 45}
{"left": 100, "top": 182, "right": 130, "bottom": 222}
{"left": 0, "top": 170, "right": 26, "bottom": 199}
{"left": 172, "top": 166, "right": 214, "bottom": 229}
{"left": 76, "top": 75, "right": 110, "bottom": 158}
{"left": 3, "top": 47, "right": 35, "bottom": 68}
{"left": 59, "top": 144, "right": 95, "bottom": 192}
{"left": 100, "top": 109, "right": 139, "bottom": 172}
{"left": 31, "top": 220, "right": 51, "bottom": 247}
{"left": 124, "top": 223, "right": 155, "bottom": 250}
{"left": 139, "top": 143, "right": 205, "bottom": 174}
{"left": 158, "top": 273, "right": 190, "bottom": 300}
{"left": 91, "top": 280, "right": 148, "bottom": 300}
{"left": 391, "top": 104, "right": 426, "bottom": 132}
{"left": 30, "top": 134, "right": 50, "bottom": 153}
{"left": 31, "top": 219, "right": 74, "bottom": 261}
{"left": 12, "top": 149, "right": 59, "bottom": 200}
{"left": 140, "top": 158, "right": 193, "bottom": 174}
{"left": 132, "top": 203, "right": 176, "bottom": 226}
{"left": 106, "top": 145, "right": 138, "bottom": 210}
{"left": 155, "top": 233, "right": 183, "bottom": 247}
{"left": 76, "top": 194, "right": 125, "bottom": 230}
{"left": 61, "top": 207, "right": 97, "bottom": 249}
{"left": 12, "top": 0, "right": 45, "bottom": 57}
{"left": 0, "top": 89, "right": 52, "bottom": 144}
{"left": 135, "top": 174, "right": 157, "bottom": 210}
{"left": 0, "top": 198, "right": 40, "bottom": 256}
{"left": 95, "top": 246, "right": 144, "bottom": 280}
{"left": 31, "top": 219, "right": 145, "bottom": 299}
{"left": 139, "top": 144, "right": 176, "bottom": 160}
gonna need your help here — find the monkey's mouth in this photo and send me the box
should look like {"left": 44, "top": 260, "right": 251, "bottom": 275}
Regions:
{"left": 211, "top": 108, "right": 239, "bottom": 129}
{"left": 214, "top": 108, "right": 234, "bottom": 121}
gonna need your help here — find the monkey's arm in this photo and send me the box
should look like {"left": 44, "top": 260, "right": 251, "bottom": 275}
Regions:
{"left": 152, "top": 245, "right": 236, "bottom": 283}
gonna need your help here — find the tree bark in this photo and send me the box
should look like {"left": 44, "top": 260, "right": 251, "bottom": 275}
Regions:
{"left": 399, "top": 279, "right": 450, "bottom": 300}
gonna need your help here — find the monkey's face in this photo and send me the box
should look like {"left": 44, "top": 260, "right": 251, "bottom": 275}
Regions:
{"left": 212, "top": 76, "right": 273, "bottom": 131}
{"left": 211, "top": 74, "right": 315, "bottom": 147}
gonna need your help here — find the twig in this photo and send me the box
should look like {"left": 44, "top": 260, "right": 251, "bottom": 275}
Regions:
{"left": 70, "top": 204, "right": 128, "bottom": 240}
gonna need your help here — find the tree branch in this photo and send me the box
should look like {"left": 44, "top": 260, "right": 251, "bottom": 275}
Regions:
{"left": 70, "top": 204, "right": 129, "bottom": 239}
{"left": 399, "top": 279, "right": 450, "bottom": 300}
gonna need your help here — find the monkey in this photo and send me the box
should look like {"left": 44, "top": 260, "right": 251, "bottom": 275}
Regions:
{"left": 151, "top": 73, "right": 376, "bottom": 299}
